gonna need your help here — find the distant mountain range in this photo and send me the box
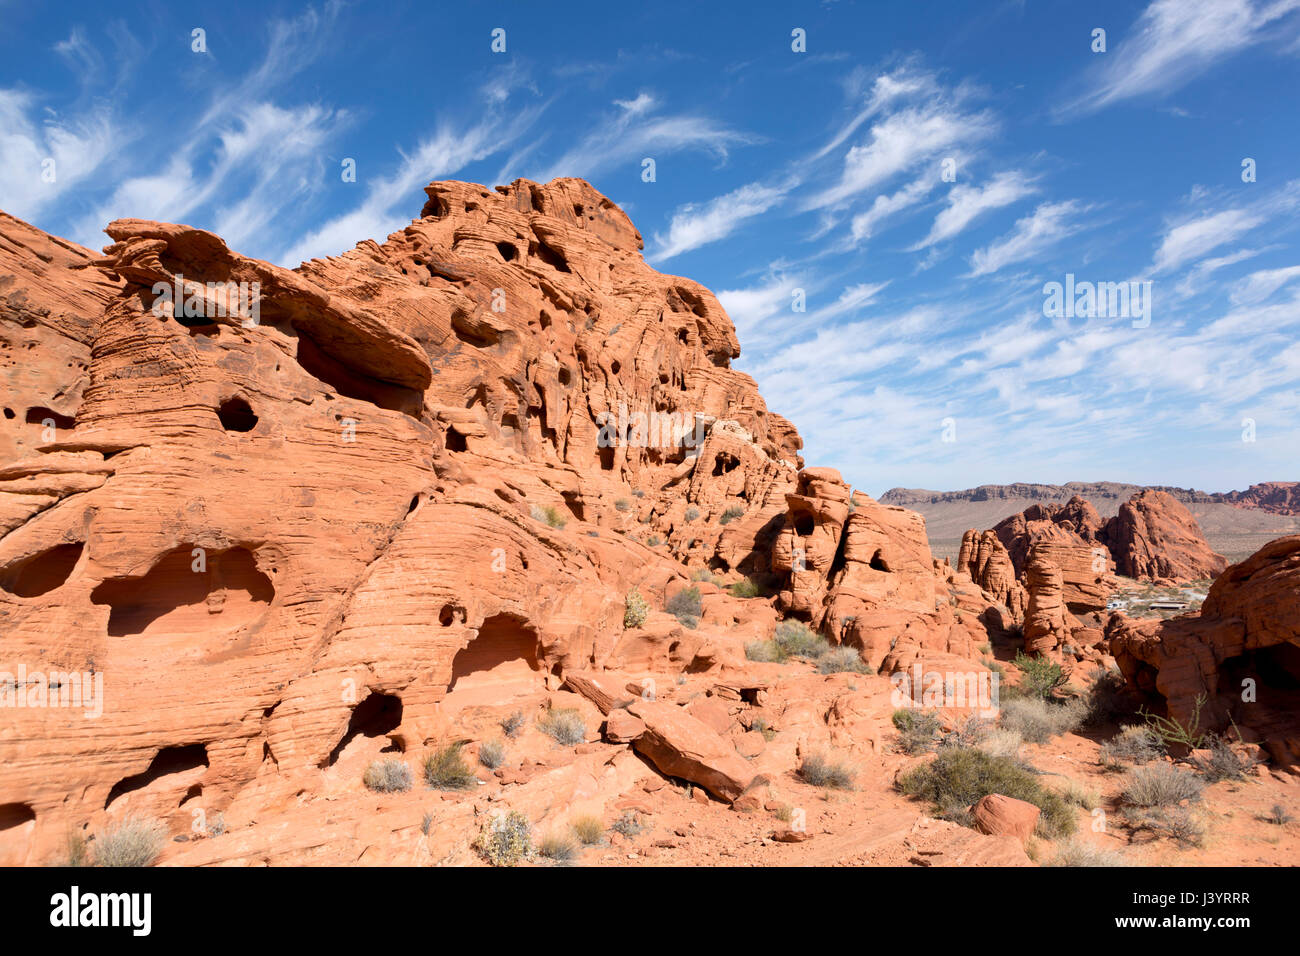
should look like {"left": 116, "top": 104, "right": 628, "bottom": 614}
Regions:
{"left": 879, "top": 481, "right": 1300, "bottom": 562}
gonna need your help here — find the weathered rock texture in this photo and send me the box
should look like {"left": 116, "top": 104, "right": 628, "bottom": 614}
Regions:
{"left": 1108, "top": 535, "right": 1300, "bottom": 772}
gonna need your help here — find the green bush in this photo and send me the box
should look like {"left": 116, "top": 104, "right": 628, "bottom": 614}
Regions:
{"left": 93, "top": 816, "right": 166, "bottom": 868}
{"left": 363, "top": 758, "right": 413, "bottom": 793}
{"left": 817, "top": 646, "right": 868, "bottom": 674}
{"left": 529, "top": 504, "right": 567, "bottom": 529}
{"left": 893, "top": 708, "right": 942, "bottom": 755}
{"left": 624, "top": 588, "right": 649, "bottom": 629}
{"left": 1099, "top": 724, "right": 1165, "bottom": 768}
{"left": 666, "top": 586, "right": 703, "bottom": 628}
{"left": 424, "top": 742, "right": 478, "bottom": 790}
{"left": 719, "top": 505, "right": 745, "bottom": 525}
{"left": 798, "top": 753, "right": 855, "bottom": 790}
{"left": 1139, "top": 693, "right": 1207, "bottom": 751}
{"left": 1013, "top": 651, "right": 1068, "bottom": 699}
{"left": 774, "top": 621, "right": 829, "bottom": 658}
{"left": 999, "top": 696, "right": 1085, "bottom": 743}
{"left": 537, "top": 707, "right": 586, "bottom": 746}
{"left": 898, "top": 746, "right": 1076, "bottom": 838}
{"left": 1122, "top": 763, "right": 1204, "bottom": 808}
{"left": 477, "top": 810, "right": 533, "bottom": 866}
{"left": 729, "top": 576, "right": 770, "bottom": 599}
{"left": 1191, "top": 733, "right": 1258, "bottom": 782}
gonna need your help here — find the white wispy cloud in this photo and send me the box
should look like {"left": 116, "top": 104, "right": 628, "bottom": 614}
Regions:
{"left": 1064, "top": 0, "right": 1300, "bottom": 114}
{"left": 911, "top": 171, "right": 1037, "bottom": 249}
{"left": 1150, "top": 207, "right": 1264, "bottom": 274}
{"left": 808, "top": 101, "right": 995, "bottom": 210}
{"left": 531, "top": 95, "right": 756, "bottom": 184}
{"left": 651, "top": 181, "right": 791, "bottom": 261}
{"left": 1230, "top": 264, "right": 1300, "bottom": 303}
{"left": 967, "top": 200, "right": 1086, "bottom": 276}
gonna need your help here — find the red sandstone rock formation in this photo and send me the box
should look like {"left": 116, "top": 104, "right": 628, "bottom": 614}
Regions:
{"left": 1107, "top": 489, "right": 1227, "bottom": 582}
{"left": 957, "top": 529, "right": 1026, "bottom": 621}
{"left": 1108, "top": 535, "right": 1300, "bottom": 772}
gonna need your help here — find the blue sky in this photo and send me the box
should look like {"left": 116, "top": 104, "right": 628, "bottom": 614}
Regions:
{"left": 3, "top": 0, "right": 1300, "bottom": 496}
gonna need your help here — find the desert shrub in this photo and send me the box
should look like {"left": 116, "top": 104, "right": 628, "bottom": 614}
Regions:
{"left": 610, "top": 810, "right": 645, "bottom": 837}
{"left": 1122, "top": 763, "right": 1204, "bottom": 808}
{"left": 1139, "top": 693, "right": 1207, "bottom": 751}
{"left": 1099, "top": 724, "right": 1165, "bottom": 768}
{"left": 1055, "top": 779, "right": 1100, "bottom": 810}
{"left": 476, "top": 810, "right": 533, "bottom": 866}
{"left": 614, "top": 498, "right": 632, "bottom": 512}
{"left": 1048, "top": 840, "right": 1129, "bottom": 867}
{"left": 1129, "top": 806, "right": 1206, "bottom": 847}
{"left": 999, "top": 696, "right": 1085, "bottom": 743}
{"left": 205, "top": 813, "right": 227, "bottom": 838}
{"left": 774, "top": 621, "right": 829, "bottom": 658}
{"left": 61, "top": 831, "right": 90, "bottom": 867}
{"left": 623, "top": 588, "right": 649, "bottom": 629}
{"left": 1083, "top": 668, "right": 1132, "bottom": 726}
{"left": 363, "top": 758, "right": 413, "bottom": 793}
{"left": 478, "top": 739, "right": 507, "bottom": 770}
{"left": 1191, "top": 733, "right": 1258, "bottom": 782}
{"left": 500, "top": 710, "right": 526, "bottom": 738}
{"left": 424, "top": 742, "right": 477, "bottom": 790}
{"left": 817, "top": 646, "right": 868, "bottom": 674}
{"left": 898, "top": 746, "right": 1075, "bottom": 838}
{"left": 571, "top": 815, "right": 605, "bottom": 845}
{"left": 666, "top": 586, "right": 703, "bottom": 628}
{"left": 729, "top": 576, "right": 769, "bottom": 599}
{"left": 529, "top": 504, "right": 567, "bottom": 529}
{"left": 689, "top": 567, "right": 714, "bottom": 583}
{"left": 1013, "top": 651, "right": 1068, "bottom": 699}
{"left": 744, "top": 640, "right": 782, "bottom": 663}
{"left": 684, "top": 506, "right": 700, "bottom": 522}
{"left": 93, "top": 816, "right": 166, "bottom": 868}
{"left": 719, "top": 505, "right": 744, "bottom": 525}
{"left": 975, "top": 727, "right": 1024, "bottom": 760}
{"left": 749, "top": 717, "right": 777, "bottom": 741}
{"left": 537, "top": 832, "right": 578, "bottom": 863}
{"left": 537, "top": 707, "right": 586, "bottom": 746}
{"left": 1264, "top": 804, "right": 1292, "bottom": 825}
{"left": 420, "top": 811, "right": 435, "bottom": 835}
{"left": 632, "top": 489, "right": 645, "bottom": 498}
{"left": 799, "top": 753, "right": 855, "bottom": 790}
{"left": 893, "top": 708, "right": 941, "bottom": 755}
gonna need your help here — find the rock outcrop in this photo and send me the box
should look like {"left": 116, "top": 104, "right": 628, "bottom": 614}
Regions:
{"left": 1107, "top": 489, "right": 1228, "bottom": 582}
{"left": 1108, "top": 535, "right": 1300, "bottom": 771}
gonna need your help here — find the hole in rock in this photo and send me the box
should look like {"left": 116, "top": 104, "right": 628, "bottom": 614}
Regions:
{"left": 444, "top": 614, "right": 543, "bottom": 710}
{"left": 496, "top": 241, "right": 518, "bottom": 262}
{"left": 0, "top": 803, "right": 36, "bottom": 862}
{"left": 325, "top": 691, "right": 404, "bottom": 766}
{"left": 610, "top": 360, "right": 621, "bottom": 375}
{"left": 25, "top": 407, "right": 75, "bottom": 429}
{"left": 558, "top": 367, "right": 571, "bottom": 386}
{"left": 294, "top": 330, "right": 422, "bottom": 416}
{"left": 90, "top": 546, "right": 273, "bottom": 638}
{"left": 598, "top": 444, "right": 615, "bottom": 471}
{"left": 105, "top": 744, "right": 209, "bottom": 810}
{"left": 0, "top": 542, "right": 83, "bottom": 598}
{"left": 2, "top": 408, "right": 13, "bottom": 419}
{"left": 712, "top": 453, "right": 739, "bottom": 477}
{"left": 529, "top": 238, "right": 570, "bottom": 273}
{"left": 451, "top": 310, "right": 502, "bottom": 349}
{"left": 794, "top": 514, "right": 815, "bottom": 537}
{"left": 439, "top": 604, "right": 465, "bottom": 627}
{"left": 0, "top": 803, "right": 35, "bottom": 832}
{"left": 217, "top": 396, "right": 258, "bottom": 432}
{"left": 869, "top": 549, "right": 891, "bottom": 572}
{"left": 445, "top": 427, "right": 467, "bottom": 452}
